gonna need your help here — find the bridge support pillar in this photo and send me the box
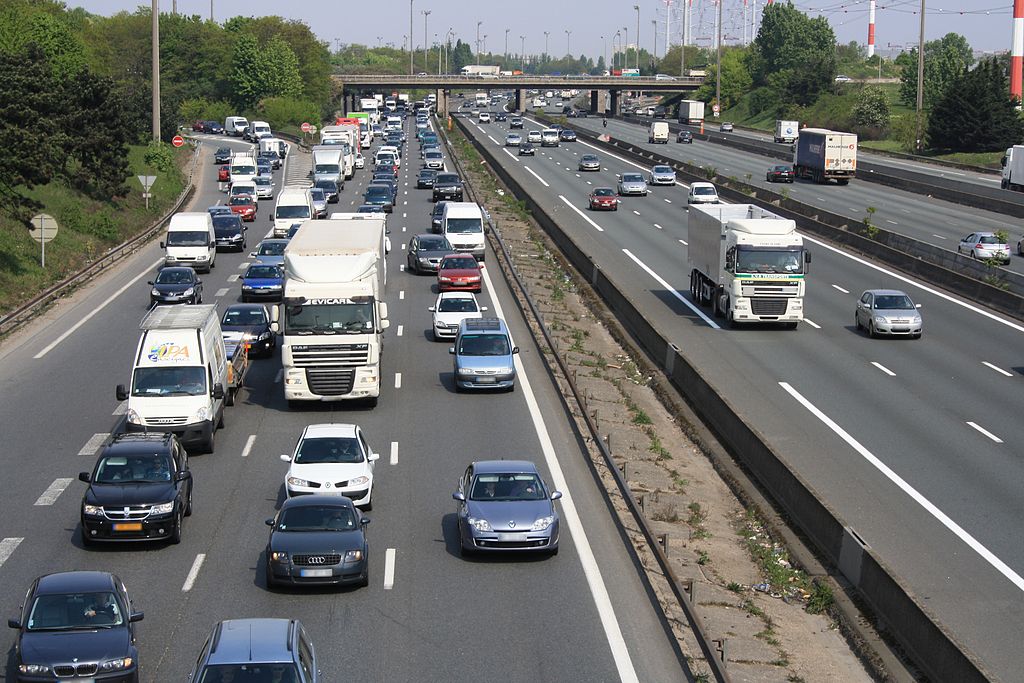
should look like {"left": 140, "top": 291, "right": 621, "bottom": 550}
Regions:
{"left": 591, "top": 90, "right": 610, "bottom": 115}
{"left": 435, "top": 88, "right": 448, "bottom": 115}
{"left": 609, "top": 90, "right": 621, "bottom": 116}
{"left": 516, "top": 89, "right": 527, "bottom": 113}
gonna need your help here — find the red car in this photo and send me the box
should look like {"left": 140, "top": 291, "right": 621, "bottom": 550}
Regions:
{"left": 191, "top": 121, "right": 206, "bottom": 132}
{"left": 229, "top": 195, "right": 257, "bottom": 221}
{"left": 437, "top": 253, "right": 483, "bottom": 292}
{"left": 589, "top": 188, "right": 619, "bottom": 211}
{"left": 217, "top": 166, "right": 230, "bottom": 182}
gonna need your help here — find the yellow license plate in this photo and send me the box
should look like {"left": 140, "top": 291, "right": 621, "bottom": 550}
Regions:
{"left": 113, "top": 522, "right": 143, "bottom": 532}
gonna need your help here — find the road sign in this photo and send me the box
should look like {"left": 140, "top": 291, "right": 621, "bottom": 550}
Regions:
{"left": 29, "top": 213, "right": 58, "bottom": 268}
{"left": 713, "top": 111, "right": 720, "bottom": 118}
{"left": 712, "top": 104, "right": 720, "bottom": 113}
{"left": 308, "top": 125, "right": 318, "bottom": 135}
{"left": 137, "top": 175, "right": 157, "bottom": 191}
{"left": 301, "top": 122, "right": 312, "bottom": 133}
{"left": 171, "top": 135, "right": 185, "bottom": 147}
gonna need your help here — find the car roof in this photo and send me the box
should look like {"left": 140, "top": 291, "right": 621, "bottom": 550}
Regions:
{"left": 691, "top": 181, "right": 716, "bottom": 189}
{"left": 224, "top": 303, "right": 267, "bottom": 314}
{"left": 159, "top": 266, "right": 195, "bottom": 274}
{"left": 472, "top": 460, "right": 540, "bottom": 475}
{"left": 103, "top": 433, "right": 175, "bottom": 456}
{"left": 205, "top": 619, "right": 296, "bottom": 665}
{"left": 259, "top": 239, "right": 289, "bottom": 246}
{"left": 302, "top": 423, "right": 358, "bottom": 439}
{"left": 439, "top": 291, "right": 476, "bottom": 299}
{"left": 864, "top": 289, "right": 910, "bottom": 297}
{"left": 280, "top": 494, "right": 357, "bottom": 510}
{"left": 459, "top": 317, "right": 506, "bottom": 333}
{"left": 36, "top": 571, "right": 117, "bottom": 595}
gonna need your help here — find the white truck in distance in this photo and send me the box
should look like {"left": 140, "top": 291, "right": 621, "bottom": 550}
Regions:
{"left": 688, "top": 204, "right": 810, "bottom": 328}
{"left": 793, "top": 128, "right": 857, "bottom": 184}
{"left": 774, "top": 120, "right": 799, "bottom": 143}
{"left": 462, "top": 65, "right": 501, "bottom": 77}
{"left": 1000, "top": 145, "right": 1024, "bottom": 191}
{"left": 678, "top": 100, "right": 705, "bottom": 125}
{"left": 274, "top": 215, "right": 390, "bottom": 407}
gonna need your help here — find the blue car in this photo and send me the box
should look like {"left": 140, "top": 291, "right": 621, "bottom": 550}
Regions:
{"left": 449, "top": 318, "right": 518, "bottom": 392}
{"left": 240, "top": 263, "right": 283, "bottom": 302}
{"left": 249, "top": 239, "right": 289, "bottom": 267}
{"left": 362, "top": 185, "right": 394, "bottom": 213}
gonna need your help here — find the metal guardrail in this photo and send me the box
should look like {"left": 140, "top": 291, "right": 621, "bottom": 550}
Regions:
{"left": 441, "top": 114, "right": 730, "bottom": 682}
{"left": 0, "top": 143, "right": 202, "bottom": 338}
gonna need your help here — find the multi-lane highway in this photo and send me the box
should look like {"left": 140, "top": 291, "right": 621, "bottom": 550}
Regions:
{"left": 458, "top": 104, "right": 1024, "bottom": 681}
{"left": 0, "top": 118, "right": 687, "bottom": 681}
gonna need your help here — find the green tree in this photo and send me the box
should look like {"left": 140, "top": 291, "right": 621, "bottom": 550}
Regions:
{"left": 747, "top": 1, "right": 836, "bottom": 106}
{"left": 898, "top": 33, "right": 973, "bottom": 108}
{"left": 230, "top": 33, "right": 264, "bottom": 107}
{"left": 851, "top": 85, "right": 891, "bottom": 131}
{"left": 262, "top": 36, "right": 304, "bottom": 99}
{"left": 928, "top": 57, "right": 1024, "bottom": 152}
{"left": 0, "top": 0, "right": 86, "bottom": 80}
{"left": 695, "top": 47, "right": 752, "bottom": 110}
{"left": 451, "top": 40, "right": 473, "bottom": 73}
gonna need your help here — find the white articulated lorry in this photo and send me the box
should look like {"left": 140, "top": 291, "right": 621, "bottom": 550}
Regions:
{"left": 793, "top": 128, "right": 857, "bottom": 184}
{"left": 688, "top": 204, "right": 810, "bottom": 328}
{"left": 273, "top": 215, "right": 390, "bottom": 407}
{"left": 677, "top": 100, "right": 705, "bottom": 125}
{"left": 774, "top": 119, "right": 799, "bottom": 144}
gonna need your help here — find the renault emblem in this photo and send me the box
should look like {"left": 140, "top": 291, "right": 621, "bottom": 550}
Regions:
{"left": 508, "top": 521, "right": 516, "bottom": 528}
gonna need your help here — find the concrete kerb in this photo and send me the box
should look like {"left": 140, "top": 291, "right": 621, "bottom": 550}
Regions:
{"left": 454, "top": 114, "right": 993, "bottom": 683}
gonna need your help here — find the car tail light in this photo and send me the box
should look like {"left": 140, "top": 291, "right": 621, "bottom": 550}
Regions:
{"left": 975, "top": 243, "right": 984, "bottom": 249}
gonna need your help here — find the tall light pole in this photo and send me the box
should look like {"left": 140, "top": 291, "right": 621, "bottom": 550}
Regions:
{"left": 409, "top": 0, "right": 414, "bottom": 74}
{"left": 634, "top": 5, "right": 641, "bottom": 71}
{"left": 623, "top": 26, "right": 629, "bottom": 70}
{"left": 614, "top": 31, "right": 621, "bottom": 70}
{"left": 652, "top": 19, "right": 657, "bottom": 61}
{"left": 680, "top": 0, "right": 686, "bottom": 75}
{"left": 377, "top": 36, "right": 383, "bottom": 47}
{"left": 476, "top": 21, "right": 483, "bottom": 65}
{"left": 565, "top": 29, "right": 571, "bottom": 58}
{"left": 520, "top": 35, "right": 526, "bottom": 71}
{"left": 436, "top": 33, "right": 441, "bottom": 74}
{"left": 422, "top": 9, "right": 431, "bottom": 72}
{"left": 715, "top": 0, "right": 722, "bottom": 117}
{"left": 915, "top": 0, "right": 925, "bottom": 150}
{"left": 543, "top": 31, "right": 550, "bottom": 61}
{"left": 151, "top": 0, "right": 160, "bottom": 141}
{"left": 601, "top": 35, "right": 606, "bottom": 72}
{"left": 445, "top": 28, "right": 454, "bottom": 73}
{"left": 483, "top": 34, "right": 488, "bottom": 57}
{"left": 505, "top": 28, "right": 510, "bottom": 63}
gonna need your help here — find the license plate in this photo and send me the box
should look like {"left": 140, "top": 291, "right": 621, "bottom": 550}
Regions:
{"left": 112, "top": 523, "right": 143, "bottom": 532}
{"left": 476, "top": 377, "right": 496, "bottom": 384}
{"left": 497, "top": 533, "right": 526, "bottom": 541}
{"left": 299, "top": 568, "right": 333, "bottom": 578}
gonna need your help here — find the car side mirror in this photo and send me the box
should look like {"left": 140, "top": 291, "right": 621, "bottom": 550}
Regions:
{"left": 360, "top": 517, "right": 370, "bottom": 526}
{"left": 269, "top": 321, "right": 280, "bottom": 333}
{"left": 195, "top": 278, "right": 202, "bottom": 285}
{"left": 551, "top": 491, "right": 563, "bottom": 500}
{"left": 427, "top": 306, "right": 435, "bottom": 312}
{"left": 8, "top": 619, "right": 21, "bottom": 629}
{"left": 116, "top": 384, "right": 128, "bottom": 401}
{"left": 512, "top": 346, "right": 520, "bottom": 354}
{"left": 175, "top": 471, "right": 192, "bottom": 482}
{"left": 448, "top": 347, "right": 455, "bottom": 355}
{"left": 265, "top": 518, "right": 275, "bottom": 526}
{"left": 249, "top": 251, "right": 258, "bottom": 258}
{"left": 210, "top": 241, "right": 216, "bottom": 248}
{"left": 480, "top": 306, "right": 488, "bottom": 312}
{"left": 78, "top": 472, "right": 91, "bottom": 483}
{"left": 368, "top": 453, "right": 380, "bottom": 462}
{"left": 147, "top": 281, "right": 154, "bottom": 286}
{"left": 478, "top": 262, "right": 485, "bottom": 268}
{"left": 452, "top": 492, "right": 466, "bottom": 502}
{"left": 159, "top": 241, "right": 165, "bottom": 249}
{"left": 212, "top": 384, "right": 225, "bottom": 400}
{"left": 129, "top": 611, "right": 144, "bottom": 623}
{"left": 279, "top": 454, "right": 292, "bottom": 462}
{"left": 805, "top": 252, "right": 812, "bottom": 263}
{"left": 916, "top": 303, "right": 922, "bottom": 309}
{"left": 269, "top": 214, "right": 273, "bottom": 221}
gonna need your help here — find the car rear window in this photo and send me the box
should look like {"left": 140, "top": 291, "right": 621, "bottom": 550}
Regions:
{"left": 977, "top": 235, "right": 1003, "bottom": 244}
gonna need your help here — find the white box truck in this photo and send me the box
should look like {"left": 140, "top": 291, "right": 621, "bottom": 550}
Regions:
{"left": 116, "top": 305, "right": 246, "bottom": 452}
{"left": 273, "top": 215, "right": 390, "bottom": 407}
{"left": 229, "top": 153, "right": 258, "bottom": 185}
{"left": 648, "top": 121, "right": 669, "bottom": 144}
{"left": 678, "top": 100, "right": 705, "bottom": 125}
{"left": 688, "top": 204, "right": 810, "bottom": 328}
{"left": 224, "top": 116, "right": 248, "bottom": 136}
{"left": 793, "top": 128, "right": 857, "bottom": 184}
{"left": 311, "top": 147, "right": 345, "bottom": 186}
{"left": 1000, "top": 145, "right": 1024, "bottom": 191}
{"left": 774, "top": 120, "right": 799, "bottom": 143}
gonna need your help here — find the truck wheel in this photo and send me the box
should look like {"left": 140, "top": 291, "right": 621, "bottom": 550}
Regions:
{"left": 855, "top": 314, "right": 862, "bottom": 331}
{"left": 225, "top": 387, "right": 235, "bottom": 407}
{"left": 217, "top": 408, "right": 225, "bottom": 429}
{"left": 712, "top": 294, "right": 723, "bottom": 318}
{"left": 784, "top": 322, "right": 798, "bottom": 330}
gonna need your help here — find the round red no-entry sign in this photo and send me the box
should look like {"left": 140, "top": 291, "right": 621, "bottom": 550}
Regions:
{"left": 301, "top": 122, "right": 312, "bottom": 133}
{"left": 171, "top": 135, "right": 185, "bottom": 147}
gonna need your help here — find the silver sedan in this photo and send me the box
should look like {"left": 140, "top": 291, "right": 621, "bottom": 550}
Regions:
{"left": 617, "top": 172, "right": 649, "bottom": 196}
{"left": 854, "top": 289, "right": 923, "bottom": 339}
{"left": 648, "top": 165, "right": 677, "bottom": 186}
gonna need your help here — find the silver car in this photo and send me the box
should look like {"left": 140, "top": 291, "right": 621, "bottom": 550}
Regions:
{"left": 252, "top": 176, "right": 275, "bottom": 199}
{"left": 957, "top": 232, "right": 1011, "bottom": 264}
{"left": 452, "top": 459, "right": 561, "bottom": 556}
{"left": 855, "top": 289, "right": 923, "bottom": 339}
{"left": 505, "top": 133, "right": 522, "bottom": 147}
{"left": 578, "top": 154, "right": 601, "bottom": 172}
{"left": 648, "top": 165, "right": 677, "bottom": 186}
{"left": 309, "top": 188, "right": 328, "bottom": 219}
{"left": 617, "top": 172, "right": 648, "bottom": 196}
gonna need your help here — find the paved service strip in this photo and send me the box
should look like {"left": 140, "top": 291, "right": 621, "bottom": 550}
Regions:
{"left": 621, "top": 249, "right": 718, "bottom": 328}
{"left": 34, "top": 478, "right": 73, "bottom": 506}
{"left": 524, "top": 166, "right": 550, "bottom": 187}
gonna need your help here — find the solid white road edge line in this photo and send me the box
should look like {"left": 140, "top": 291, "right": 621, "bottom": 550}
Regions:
{"left": 482, "top": 265, "right": 640, "bottom": 683}
{"left": 558, "top": 196, "right": 604, "bottom": 232}
{"left": 182, "top": 553, "right": 206, "bottom": 592}
{"left": 0, "top": 538, "right": 23, "bottom": 568}
{"left": 34, "top": 478, "right": 73, "bottom": 506}
{"left": 870, "top": 362, "right": 896, "bottom": 376}
{"left": 621, "top": 249, "right": 719, "bottom": 329}
{"left": 241, "top": 434, "right": 256, "bottom": 458}
{"left": 523, "top": 166, "right": 550, "bottom": 187}
{"left": 383, "top": 548, "right": 396, "bottom": 590}
{"left": 779, "top": 381, "right": 1024, "bottom": 592}
{"left": 982, "top": 361, "right": 1013, "bottom": 377}
{"left": 34, "top": 257, "right": 164, "bottom": 359}
{"left": 966, "top": 421, "right": 1004, "bottom": 444}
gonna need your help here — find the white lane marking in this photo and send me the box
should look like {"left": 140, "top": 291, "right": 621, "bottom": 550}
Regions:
{"left": 480, "top": 265, "right": 640, "bottom": 682}
{"left": 401, "top": 243, "right": 406, "bottom": 250}
{"left": 558, "top": 195, "right": 604, "bottom": 232}
{"left": 0, "top": 538, "right": 23, "bottom": 568}
{"left": 215, "top": 288, "right": 229, "bottom": 297}
{"left": 982, "top": 361, "right": 1013, "bottom": 377}
{"left": 238, "top": 262, "right": 250, "bottom": 269}
{"left": 396, "top": 325, "right": 404, "bottom": 337}
{"left": 402, "top": 226, "right": 406, "bottom": 232}
{"left": 399, "top": 265, "right": 405, "bottom": 272}
{"left": 622, "top": 249, "right": 718, "bottom": 329}
{"left": 803, "top": 318, "right": 821, "bottom": 329}
{"left": 390, "top": 441, "right": 399, "bottom": 465}
{"left": 112, "top": 401, "right": 127, "bottom": 416}
{"left": 871, "top": 361, "right": 896, "bottom": 376}
{"left": 383, "top": 548, "right": 396, "bottom": 589}
{"left": 78, "top": 434, "right": 108, "bottom": 456}
{"left": 524, "top": 166, "right": 550, "bottom": 187}
{"left": 632, "top": 210, "right": 640, "bottom": 216}
{"left": 502, "top": 148, "right": 521, "bottom": 162}
{"left": 886, "top": 219, "right": 898, "bottom": 225}
{"left": 664, "top": 198, "right": 672, "bottom": 203}
{"left": 802, "top": 234, "right": 1024, "bottom": 334}
{"left": 487, "top": 135, "right": 499, "bottom": 145}
{"left": 967, "top": 422, "right": 1004, "bottom": 444}
{"left": 182, "top": 554, "right": 206, "bottom": 592}
{"left": 831, "top": 284, "right": 850, "bottom": 294}
{"left": 394, "top": 372, "right": 402, "bottom": 388}
{"left": 678, "top": 239, "right": 688, "bottom": 246}
{"left": 654, "top": 224, "right": 663, "bottom": 230}
{"left": 227, "top": 274, "right": 239, "bottom": 282}
{"left": 34, "top": 257, "right": 163, "bottom": 358}
{"left": 35, "top": 478, "right": 73, "bottom": 506}
{"left": 241, "top": 434, "right": 256, "bottom": 458}
{"left": 780, "top": 382, "right": 1024, "bottom": 592}
{"left": 402, "top": 212, "right": 407, "bottom": 219}
{"left": 274, "top": 369, "right": 283, "bottom": 383}
{"left": 932, "top": 234, "right": 947, "bottom": 240}
{"left": 399, "top": 290, "right": 405, "bottom": 300}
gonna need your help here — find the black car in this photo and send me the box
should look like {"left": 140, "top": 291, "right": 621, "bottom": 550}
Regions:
{"left": 431, "top": 201, "right": 449, "bottom": 233}
{"left": 8, "top": 571, "right": 144, "bottom": 683}
{"left": 148, "top": 266, "right": 202, "bottom": 306}
{"left": 370, "top": 179, "right": 398, "bottom": 202}
{"left": 205, "top": 120, "right": 224, "bottom": 134}
{"left": 766, "top": 165, "right": 795, "bottom": 183}
{"left": 79, "top": 432, "right": 193, "bottom": 545}
{"left": 509, "top": 116, "right": 524, "bottom": 129}
{"left": 494, "top": 111, "right": 508, "bottom": 121}
{"left": 314, "top": 179, "right": 340, "bottom": 203}
{"left": 563, "top": 106, "right": 574, "bottom": 116}
{"left": 417, "top": 168, "right": 438, "bottom": 189}
{"left": 559, "top": 129, "right": 577, "bottom": 142}
{"left": 518, "top": 142, "right": 535, "bottom": 156}
{"left": 213, "top": 147, "right": 232, "bottom": 164}
{"left": 677, "top": 130, "right": 693, "bottom": 144}
{"left": 265, "top": 495, "right": 370, "bottom": 589}
{"left": 407, "top": 233, "right": 456, "bottom": 273}
{"left": 432, "top": 173, "right": 463, "bottom": 202}
{"left": 221, "top": 304, "right": 275, "bottom": 358}
{"left": 362, "top": 185, "right": 394, "bottom": 213}
{"left": 189, "top": 619, "right": 319, "bottom": 682}
{"left": 357, "top": 204, "right": 386, "bottom": 214}
{"left": 258, "top": 150, "right": 281, "bottom": 170}
{"left": 212, "top": 214, "right": 247, "bottom": 251}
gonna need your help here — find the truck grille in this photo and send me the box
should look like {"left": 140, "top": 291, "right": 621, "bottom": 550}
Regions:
{"left": 750, "top": 298, "right": 789, "bottom": 316}
{"left": 740, "top": 281, "right": 801, "bottom": 297}
{"left": 306, "top": 369, "right": 355, "bottom": 396}
{"left": 291, "top": 344, "right": 369, "bottom": 368}
{"left": 293, "top": 554, "right": 341, "bottom": 566}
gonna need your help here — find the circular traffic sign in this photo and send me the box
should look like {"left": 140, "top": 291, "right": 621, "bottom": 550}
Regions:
{"left": 171, "top": 135, "right": 185, "bottom": 148}
{"left": 308, "top": 125, "right": 318, "bottom": 135}
{"left": 712, "top": 104, "right": 720, "bottom": 113}
{"left": 301, "top": 122, "right": 312, "bottom": 133}
{"left": 29, "top": 213, "right": 59, "bottom": 244}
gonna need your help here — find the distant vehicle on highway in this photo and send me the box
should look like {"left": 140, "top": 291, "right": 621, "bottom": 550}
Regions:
{"left": 221, "top": 304, "right": 275, "bottom": 357}
{"left": 437, "top": 253, "right": 483, "bottom": 293}
{"left": 834, "top": 74, "right": 852, "bottom": 83}
{"left": 589, "top": 188, "right": 619, "bottom": 211}
{"left": 854, "top": 289, "right": 923, "bottom": 339}
{"left": 957, "top": 232, "right": 1011, "bottom": 264}
{"left": 240, "top": 263, "right": 284, "bottom": 302}
{"left": 149, "top": 266, "right": 203, "bottom": 306}
{"left": 720, "top": 122, "right": 734, "bottom": 132}
{"left": 617, "top": 172, "right": 648, "bottom": 196}
{"left": 766, "top": 165, "right": 795, "bottom": 183}
{"left": 578, "top": 154, "right": 601, "bottom": 172}
{"left": 430, "top": 291, "right": 488, "bottom": 340}
{"left": 677, "top": 130, "right": 693, "bottom": 144}
{"left": 407, "top": 233, "right": 455, "bottom": 274}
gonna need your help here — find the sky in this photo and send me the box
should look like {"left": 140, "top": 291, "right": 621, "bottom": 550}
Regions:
{"left": 69, "top": 0, "right": 1014, "bottom": 61}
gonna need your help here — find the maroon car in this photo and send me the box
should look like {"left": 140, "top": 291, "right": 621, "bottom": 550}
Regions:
{"left": 589, "top": 188, "right": 619, "bottom": 211}
{"left": 437, "top": 254, "right": 483, "bottom": 293}
{"left": 217, "top": 166, "right": 230, "bottom": 182}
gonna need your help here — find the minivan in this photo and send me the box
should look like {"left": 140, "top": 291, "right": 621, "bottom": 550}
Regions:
{"left": 273, "top": 187, "right": 314, "bottom": 237}
{"left": 161, "top": 212, "right": 216, "bottom": 272}
{"left": 449, "top": 318, "right": 518, "bottom": 392}
{"left": 541, "top": 129, "right": 560, "bottom": 147}
{"left": 441, "top": 202, "right": 486, "bottom": 260}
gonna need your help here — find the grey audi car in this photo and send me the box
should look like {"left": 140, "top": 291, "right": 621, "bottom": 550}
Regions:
{"left": 616, "top": 172, "right": 648, "bottom": 196}
{"left": 452, "top": 460, "right": 561, "bottom": 556}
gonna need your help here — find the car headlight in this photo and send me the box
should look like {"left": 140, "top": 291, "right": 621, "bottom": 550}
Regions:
{"left": 874, "top": 316, "right": 887, "bottom": 324}
{"left": 348, "top": 476, "right": 370, "bottom": 487}
{"left": 287, "top": 476, "right": 309, "bottom": 488}
{"left": 196, "top": 255, "right": 208, "bottom": 261}
{"left": 911, "top": 316, "right": 922, "bottom": 324}
{"left": 532, "top": 516, "right": 555, "bottom": 531}
{"left": 151, "top": 288, "right": 161, "bottom": 296}
{"left": 242, "top": 285, "right": 253, "bottom": 290}
{"left": 438, "top": 276, "right": 452, "bottom": 282}
{"left": 344, "top": 549, "right": 364, "bottom": 562}
{"left": 468, "top": 517, "right": 491, "bottom": 532}
{"left": 98, "top": 657, "right": 133, "bottom": 672}
{"left": 151, "top": 501, "right": 175, "bottom": 515}
{"left": 268, "top": 284, "right": 282, "bottom": 290}
{"left": 83, "top": 504, "right": 104, "bottom": 517}
{"left": 194, "top": 406, "right": 210, "bottom": 422}
{"left": 271, "top": 551, "right": 289, "bottom": 562}
{"left": 183, "top": 288, "right": 194, "bottom": 296}
{"left": 232, "top": 233, "right": 243, "bottom": 240}
{"left": 126, "top": 409, "right": 143, "bottom": 425}
{"left": 457, "top": 367, "right": 475, "bottom": 376}
{"left": 18, "top": 664, "right": 51, "bottom": 675}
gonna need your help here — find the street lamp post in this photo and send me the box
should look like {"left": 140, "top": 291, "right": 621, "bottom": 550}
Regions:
{"left": 436, "top": 33, "right": 440, "bottom": 74}
{"left": 520, "top": 35, "right": 526, "bottom": 71}
{"left": 614, "top": 31, "right": 621, "bottom": 70}
{"left": 715, "top": 0, "right": 722, "bottom": 117}
{"left": 422, "top": 9, "right": 431, "bottom": 74}
{"left": 476, "top": 20, "right": 483, "bottom": 65}
{"left": 151, "top": 0, "right": 160, "bottom": 141}
{"left": 915, "top": 0, "right": 925, "bottom": 151}
{"left": 409, "top": 0, "right": 414, "bottom": 75}
{"left": 565, "top": 29, "right": 571, "bottom": 58}
{"left": 623, "top": 26, "right": 628, "bottom": 71}
{"left": 652, "top": 19, "right": 657, "bottom": 62}
{"left": 445, "top": 28, "right": 453, "bottom": 73}
{"left": 601, "top": 35, "right": 606, "bottom": 72}
{"left": 505, "top": 28, "right": 510, "bottom": 64}
{"left": 634, "top": 5, "right": 640, "bottom": 71}
{"left": 483, "top": 34, "right": 487, "bottom": 57}
{"left": 544, "top": 31, "right": 550, "bottom": 62}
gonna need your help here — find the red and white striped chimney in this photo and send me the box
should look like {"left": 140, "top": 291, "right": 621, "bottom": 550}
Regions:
{"left": 1013, "top": 0, "right": 1024, "bottom": 100}
{"left": 867, "top": 0, "right": 876, "bottom": 58}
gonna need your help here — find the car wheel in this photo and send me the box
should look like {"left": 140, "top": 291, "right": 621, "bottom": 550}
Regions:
{"left": 170, "top": 510, "right": 183, "bottom": 544}
{"left": 912, "top": 333, "right": 922, "bottom": 340}
{"left": 359, "top": 558, "right": 370, "bottom": 588}
{"left": 854, "top": 313, "right": 862, "bottom": 331}
{"left": 868, "top": 321, "right": 878, "bottom": 339}
{"left": 547, "top": 545, "right": 559, "bottom": 556}
{"left": 265, "top": 560, "right": 280, "bottom": 589}
{"left": 203, "top": 429, "right": 215, "bottom": 454}
{"left": 970, "top": 250, "right": 977, "bottom": 260}
{"left": 185, "top": 491, "right": 193, "bottom": 517}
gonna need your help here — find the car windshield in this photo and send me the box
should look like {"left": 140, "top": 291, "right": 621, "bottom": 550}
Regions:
{"left": 426, "top": 152, "right": 442, "bottom": 159}
{"left": 257, "top": 242, "right": 287, "bottom": 256}
{"left": 365, "top": 187, "right": 390, "bottom": 198}
{"left": 198, "top": 664, "right": 301, "bottom": 683}
{"left": 275, "top": 205, "right": 309, "bottom": 219}
{"left": 316, "top": 181, "right": 337, "bottom": 192}
{"left": 438, "top": 298, "right": 477, "bottom": 313}
{"left": 593, "top": 189, "right": 614, "bottom": 197}
{"left": 276, "top": 505, "right": 357, "bottom": 532}
{"left": 309, "top": 189, "right": 325, "bottom": 201}
{"left": 693, "top": 186, "right": 717, "bottom": 196}
{"left": 772, "top": 166, "right": 790, "bottom": 172}
{"left": 294, "top": 436, "right": 363, "bottom": 464}
{"left": 582, "top": 156, "right": 597, "bottom": 162}
{"left": 446, "top": 218, "right": 482, "bottom": 234}
{"left": 245, "top": 265, "right": 281, "bottom": 279}
{"left": 458, "top": 333, "right": 510, "bottom": 356}
{"left": 166, "top": 231, "right": 209, "bottom": 247}
{"left": 94, "top": 454, "right": 173, "bottom": 483}
{"left": 873, "top": 294, "right": 915, "bottom": 310}
{"left": 222, "top": 308, "right": 266, "bottom": 326}
{"left": 229, "top": 196, "right": 253, "bottom": 206}
{"left": 470, "top": 473, "right": 545, "bottom": 501}
{"left": 622, "top": 174, "right": 644, "bottom": 183}
{"left": 253, "top": 177, "right": 271, "bottom": 187}
{"left": 132, "top": 366, "right": 207, "bottom": 397}
{"left": 213, "top": 218, "right": 241, "bottom": 233}
{"left": 314, "top": 164, "right": 340, "bottom": 174}
{"left": 357, "top": 205, "right": 383, "bottom": 213}
{"left": 442, "top": 257, "right": 478, "bottom": 270}
{"left": 435, "top": 175, "right": 459, "bottom": 184}
{"left": 155, "top": 269, "right": 194, "bottom": 284}
{"left": 653, "top": 166, "right": 672, "bottom": 174}
{"left": 416, "top": 238, "right": 449, "bottom": 252}
{"left": 27, "top": 592, "right": 124, "bottom": 630}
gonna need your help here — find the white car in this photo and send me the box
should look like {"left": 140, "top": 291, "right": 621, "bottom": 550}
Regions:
{"left": 687, "top": 181, "right": 719, "bottom": 204}
{"left": 354, "top": 152, "right": 365, "bottom": 169}
{"left": 280, "top": 424, "right": 380, "bottom": 508}
{"left": 957, "top": 232, "right": 1011, "bottom": 263}
{"left": 428, "top": 292, "right": 488, "bottom": 340}
{"left": 527, "top": 130, "right": 542, "bottom": 144}
{"left": 478, "top": 111, "right": 492, "bottom": 123}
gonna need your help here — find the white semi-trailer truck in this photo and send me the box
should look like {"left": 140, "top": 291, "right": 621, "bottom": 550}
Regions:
{"left": 688, "top": 204, "right": 810, "bottom": 328}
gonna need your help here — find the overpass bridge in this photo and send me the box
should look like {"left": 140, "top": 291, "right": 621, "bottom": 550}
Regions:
{"left": 330, "top": 74, "right": 702, "bottom": 115}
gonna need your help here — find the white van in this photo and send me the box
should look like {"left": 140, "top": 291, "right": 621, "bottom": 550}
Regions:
{"left": 228, "top": 182, "right": 257, "bottom": 201}
{"left": 385, "top": 115, "right": 402, "bottom": 132}
{"left": 648, "top": 121, "right": 669, "bottom": 144}
{"left": 224, "top": 116, "right": 248, "bottom": 136}
{"left": 374, "top": 151, "right": 399, "bottom": 168}
{"left": 229, "top": 154, "right": 258, "bottom": 184}
{"left": 273, "top": 187, "right": 314, "bottom": 237}
{"left": 687, "top": 182, "right": 720, "bottom": 205}
{"left": 161, "top": 212, "right": 216, "bottom": 272}
{"left": 441, "top": 202, "right": 486, "bottom": 260}
{"left": 259, "top": 137, "right": 288, "bottom": 159}
{"left": 245, "top": 120, "right": 272, "bottom": 141}
{"left": 540, "top": 129, "right": 560, "bottom": 147}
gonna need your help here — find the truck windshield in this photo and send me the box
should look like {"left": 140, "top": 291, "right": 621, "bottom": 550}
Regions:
{"left": 446, "top": 218, "right": 482, "bottom": 234}
{"left": 735, "top": 247, "right": 804, "bottom": 275}
{"left": 315, "top": 164, "right": 341, "bottom": 174}
{"left": 276, "top": 205, "right": 310, "bottom": 219}
{"left": 166, "top": 231, "right": 210, "bottom": 247}
{"left": 230, "top": 165, "right": 255, "bottom": 176}
{"left": 285, "top": 301, "right": 375, "bottom": 335}
{"left": 132, "top": 366, "right": 207, "bottom": 396}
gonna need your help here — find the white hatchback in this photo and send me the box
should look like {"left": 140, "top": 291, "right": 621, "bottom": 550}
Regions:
{"left": 280, "top": 424, "right": 380, "bottom": 508}
{"left": 527, "top": 130, "right": 543, "bottom": 144}
{"left": 428, "top": 292, "right": 488, "bottom": 340}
